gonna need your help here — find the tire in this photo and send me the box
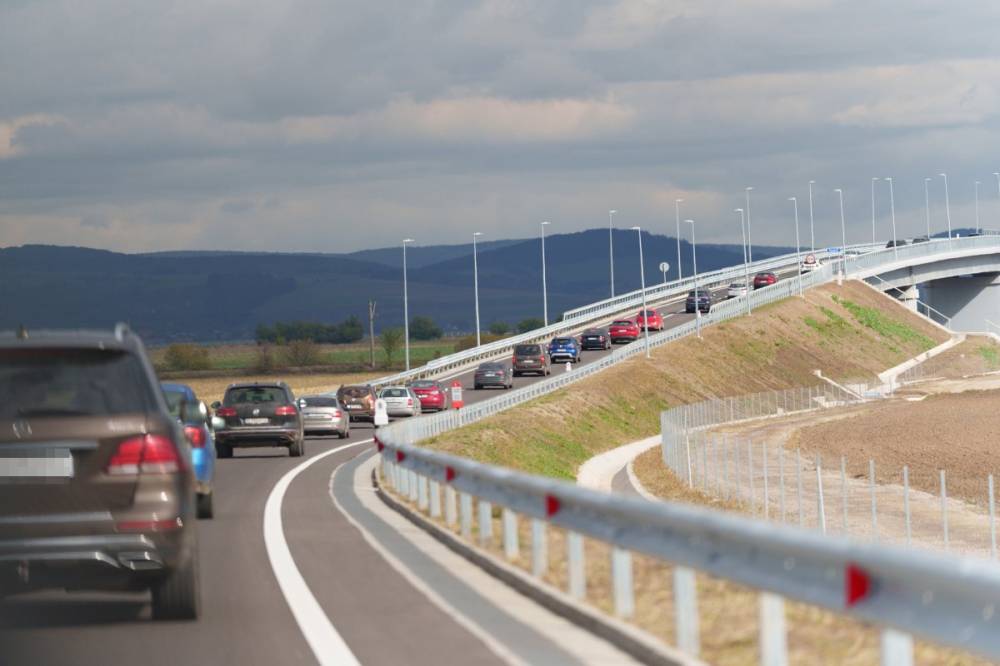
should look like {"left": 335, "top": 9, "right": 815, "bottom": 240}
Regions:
{"left": 513, "top": 371, "right": 521, "bottom": 377}
{"left": 288, "top": 436, "right": 304, "bottom": 458}
{"left": 475, "top": 384, "right": 482, "bottom": 390}
{"left": 151, "top": 549, "right": 200, "bottom": 621}
{"left": 196, "top": 492, "right": 214, "bottom": 519}
{"left": 216, "top": 442, "right": 233, "bottom": 459}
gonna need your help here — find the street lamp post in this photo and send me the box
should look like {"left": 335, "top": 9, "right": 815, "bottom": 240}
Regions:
{"left": 924, "top": 178, "right": 932, "bottom": 240}
{"left": 608, "top": 209, "right": 617, "bottom": 298}
{"left": 885, "top": 177, "right": 898, "bottom": 259}
{"left": 808, "top": 180, "right": 816, "bottom": 253}
{"left": 994, "top": 173, "right": 1000, "bottom": 229}
{"left": 745, "top": 187, "right": 754, "bottom": 265}
{"left": 834, "top": 189, "right": 847, "bottom": 280}
{"left": 684, "top": 219, "right": 701, "bottom": 337}
{"left": 871, "top": 177, "right": 878, "bottom": 247}
{"left": 940, "top": 173, "right": 953, "bottom": 240}
{"left": 630, "top": 226, "right": 651, "bottom": 358}
{"left": 975, "top": 181, "right": 982, "bottom": 234}
{"left": 674, "top": 199, "right": 684, "bottom": 281}
{"left": 789, "top": 197, "right": 803, "bottom": 297}
{"left": 402, "top": 238, "right": 414, "bottom": 370}
{"left": 473, "top": 231, "right": 483, "bottom": 347}
{"left": 735, "top": 208, "right": 751, "bottom": 315}
{"left": 541, "top": 221, "right": 550, "bottom": 326}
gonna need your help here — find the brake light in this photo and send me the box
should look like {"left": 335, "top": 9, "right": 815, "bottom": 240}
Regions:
{"left": 538, "top": 356, "right": 546, "bottom": 363}
{"left": 184, "top": 425, "right": 206, "bottom": 448}
{"left": 275, "top": 405, "right": 297, "bottom": 416}
{"left": 407, "top": 398, "right": 413, "bottom": 406}
{"left": 107, "top": 434, "right": 183, "bottom": 475}
{"left": 333, "top": 410, "right": 343, "bottom": 418}
{"left": 216, "top": 407, "right": 237, "bottom": 417}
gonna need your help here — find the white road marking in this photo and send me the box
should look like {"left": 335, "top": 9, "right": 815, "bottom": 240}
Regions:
{"left": 263, "top": 438, "right": 373, "bottom": 666}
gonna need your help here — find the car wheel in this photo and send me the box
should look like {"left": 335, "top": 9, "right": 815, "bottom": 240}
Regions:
{"left": 216, "top": 442, "right": 233, "bottom": 459}
{"left": 288, "top": 437, "right": 304, "bottom": 458}
{"left": 196, "top": 492, "right": 214, "bottom": 520}
{"left": 474, "top": 384, "right": 482, "bottom": 390}
{"left": 513, "top": 371, "right": 521, "bottom": 377}
{"left": 151, "top": 549, "right": 200, "bottom": 621}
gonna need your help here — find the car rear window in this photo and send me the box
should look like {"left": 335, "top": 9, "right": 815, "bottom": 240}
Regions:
{"left": 552, "top": 338, "right": 573, "bottom": 345}
{"left": 224, "top": 386, "right": 286, "bottom": 405}
{"left": 641, "top": 310, "right": 656, "bottom": 316}
{"left": 338, "top": 386, "right": 371, "bottom": 399}
{"left": 301, "top": 396, "right": 337, "bottom": 407}
{"left": 162, "top": 388, "right": 186, "bottom": 417}
{"left": 515, "top": 345, "right": 541, "bottom": 355}
{"left": 0, "top": 348, "right": 157, "bottom": 418}
{"left": 479, "top": 363, "right": 504, "bottom": 370}
{"left": 381, "top": 388, "right": 408, "bottom": 397}
{"left": 612, "top": 320, "right": 632, "bottom": 326}
{"left": 410, "top": 380, "right": 436, "bottom": 388}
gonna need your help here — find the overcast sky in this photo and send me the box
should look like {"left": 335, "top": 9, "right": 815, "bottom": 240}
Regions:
{"left": 2, "top": 0, "right": 1000, "bottom": 254}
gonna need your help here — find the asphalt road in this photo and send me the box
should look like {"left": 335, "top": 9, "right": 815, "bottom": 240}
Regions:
{"left": 0, "top": 282, "right": 747, "bottom": 665}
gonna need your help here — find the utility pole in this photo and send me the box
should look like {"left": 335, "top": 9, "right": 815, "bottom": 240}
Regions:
{"left": 368, "top": 300, "right": 377, "bottom": 369}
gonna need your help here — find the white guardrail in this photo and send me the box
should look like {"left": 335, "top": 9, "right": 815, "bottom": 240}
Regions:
{"left": 370, "top": 235, "right": 1000, "bottom": 663}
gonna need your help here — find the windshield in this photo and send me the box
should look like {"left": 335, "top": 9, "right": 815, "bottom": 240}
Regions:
{"left": 381, "top": 388, "right": 408, "bottom": 398}
{"left": 552, "top": 338, "right": 573, "bottom": 345}
{"left": 301, "top": 396, "right": 338, "bottom": 407}
{"left": 410, "top": 380, "right": 436, "bottom": 388}
{"left": 641, "top": 310, "right": 656, "bottom": 316}
{"left": 338, "top": 386, "right": 371, "bottom": 399}
{"left": 479, "top": 363, "right": 504, "bottom": 371}
{"left": 225, "top": 386, "right": 286, "bottom": 405}
{"left": 515, "top": 345, "right": 541, "bottom": 355}
{"left": 612, "top": 321, "right": 632, "bottom": 326}
{"left": 163, "top": 388, "right": 186, "bottom": 418}
{"left": 0, "top": 348, "right": 156, "bottom": 418}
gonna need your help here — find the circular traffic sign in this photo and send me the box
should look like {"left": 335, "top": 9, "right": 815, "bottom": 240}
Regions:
{"left": 658, "top": 261, "right": 670, "bottom": 273}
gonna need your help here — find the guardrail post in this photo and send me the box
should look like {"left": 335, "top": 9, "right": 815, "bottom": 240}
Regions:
{"left": 880, "top": 629, "right": 913, "bottom": 666}
{"left": 567, "top": 531, "right": 586, "bottom": 600}
{"left": 417, "top": 475, "right": 429, "bottom": 512}
{"left": 673, "top": 566, "right": 700, "bottom": 657}
{"left": 502, "top": 508, "right": 519, "bottom": 560}
{"left": 478, "top": 499, "right": 493, "bottom": 546}
{"left": 531, "top": 519, "right": 547, "bottom": 577}
{"left": 611, "top": 547, "right": 634, "bottom": 619}
{"left": 429, "top": 480, "right": 441, "bottom": 518}
{"left": 445, "top": 485, "right": 457, "bottom": 527}
{"left": 460, "top": 492, "right": 472, "bottom": 539}
{"left": 399, "top": 465, "right": 410, "bottom": 496}
{"left": 760, "top": 593, "right": 788, "bottom": 666}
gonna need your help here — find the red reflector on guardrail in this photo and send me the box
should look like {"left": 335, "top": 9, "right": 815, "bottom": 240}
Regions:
{"left": 445, "top": 466, "right": 456, "bottom": 482}
{"left": 845, "top": 563, "right": 871, "bottom": 607}
{"left": 375, "top": 439, "right": 384, "bottom": 452}
{"left": 545, "top": 495, "right": 561, "bottom": 517}
{"left": 396, "top": 451, "right": 406, "bottom": 463}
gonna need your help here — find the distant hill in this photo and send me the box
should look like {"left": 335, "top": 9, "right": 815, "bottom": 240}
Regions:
{"left": 0, "top": 231, "right": 793, "bottom": 343}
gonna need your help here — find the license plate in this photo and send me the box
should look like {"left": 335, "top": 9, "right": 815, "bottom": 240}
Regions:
{"left": 306, "top": 414, "right": 329, "bottom": 420}
{"left": 0, "top": 451, "right": 74, "bottom": 478}
{"left": 243, "top": 417, "right": 270, "bottom": 425}
{"left": 345, "top": 404, "right": 360, "bottom": 410}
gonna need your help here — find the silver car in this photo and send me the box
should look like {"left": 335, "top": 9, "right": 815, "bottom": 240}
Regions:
{"left": 379, "top": 386, "right": 423, "bottom": 417}
{"left": 298, "top": 395, "right": 350, "bottom": 438}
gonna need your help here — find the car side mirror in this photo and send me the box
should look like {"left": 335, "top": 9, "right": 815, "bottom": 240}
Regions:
{"left": 298, "top": 398, "right": 307, "bottom": 409}
{"left": 211, "top": 401, "right": 222, "bottom": 410}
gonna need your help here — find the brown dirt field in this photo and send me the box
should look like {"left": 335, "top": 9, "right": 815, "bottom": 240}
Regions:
{"left": 166, "top": 372, "right": 379, "bottom": 404}
{"left": 905, "top": 335, "right": 1000, "bottom": 380}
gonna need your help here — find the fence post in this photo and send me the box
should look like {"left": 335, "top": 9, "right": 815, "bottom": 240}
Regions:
{"left": 531, "top": 519, "right": 547, "bottom": 578}
{"left": 940, "top": 469, "right": 950, "bottom": 552}
{"left": 763, "top": 440, "right": 770, "bottom": 520}
{"left": 990, "top": 474, "right": 997, "bottom": 561}
{"left": 568, "top": 531, "right": 586, "bottom": 600}
{"left": 478, "top": 499, "right": 493, "bottom": 547}
{"left": 880, "top": 629, "right": 914, "bottom": 666}
{"left": 445, "top": 486, "right": 458, "bottom": 527}
{"left": 409, "top": 470, "right": 419, "bottom": 503}
{"left": 760, "top": 593, "right": 788, "bottom": 666}
{"left": 779, "top": 444, "right": 787, "bottom": 522}
{"left": 723, "top": 434, "right": 731, "bottom": 501}
{"left": 673, "top": 567, "right": 700, "bottom": 657}
{"left": 903, "top": 466, "right": 911, "bottom": 547}
{"left": 816, "top": 454, "right": 826, "bottom": 534}
{"left": 429, "top": 480, "right": 441, "bottom": 518}
{"left": 870, "top": 459, "right": 878, "bottom": 541}
{"left": 502, "top": 508, "right": 519, "bottom": 560}
{"left": 686, "top": 434, "right": 694, "bottom": 488}
{"left": 841, "top": 457, "right": 848, "bottom": 534}
{"left": 701, "top": 434, "right": 708, "bottom": 490}
{"left": 460, "top": 492, "right": 473, "bottom": 539}
{"left": 611, "top": 547, "right": 634, "bottom": 619}
{"left": 796, "top": 449, "right": 804, "bottom": 527}
{"left": 399, "top": 465, "right": 410, "bottom": 496}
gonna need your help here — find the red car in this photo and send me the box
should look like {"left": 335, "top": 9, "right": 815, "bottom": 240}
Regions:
{"left": 609, "top": 319, "right": 640, "bottom": 343}
{"left": 635, "top": 308, "right": 664, "bottom": 331}
{"left": 409, "top": 379, "right": 450, "bottom": 412}
{"left": 753, "top": 271, "right": 778, "bottom": 289}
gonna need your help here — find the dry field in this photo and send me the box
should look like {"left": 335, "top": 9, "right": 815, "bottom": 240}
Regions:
{"left": 167, "top": 372, "right": 380, "bottom": 404}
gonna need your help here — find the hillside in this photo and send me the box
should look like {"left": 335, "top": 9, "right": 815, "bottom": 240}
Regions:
{"left": 423, "top": 281, "right": 947, "bottom": 479}
{"left": 0, "top": 230, "right": 791, "bottom": 342}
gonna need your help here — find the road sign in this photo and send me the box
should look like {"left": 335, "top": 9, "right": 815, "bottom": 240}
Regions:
{"left": 659, "top": 261, "right": 670, "bottom": 274}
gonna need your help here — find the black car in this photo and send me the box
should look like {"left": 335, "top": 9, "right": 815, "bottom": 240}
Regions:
{"left": 580, "top": 328, "right": 611, "bottom": 350}
{"left": 213, "top": 381, "right": 305, "bottom": 458}
{"left": 885, "top": 239, "right": 909, "bottom": 248}
{"left": 0, "top": 325, "right": 200, "bottom": 619}
{"left": 474, "top": 362, "right": 513, "bottom": 390}
{"left": 512, "top": 344, "right": 550, "bottom": 377}
{"left": 685, "top": 289, "right": 713, "bottom": 313}
{"left": 912, "top": 236, "right": 929, "bottom": 243}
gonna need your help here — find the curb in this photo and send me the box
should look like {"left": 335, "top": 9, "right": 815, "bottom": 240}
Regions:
{"left": 371, "top": 469, "right": 702, "bottom": 666}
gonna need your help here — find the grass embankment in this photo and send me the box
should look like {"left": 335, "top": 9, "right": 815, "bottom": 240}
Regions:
{"left": 425, "top": 280, "right": 946, "bottom": 480}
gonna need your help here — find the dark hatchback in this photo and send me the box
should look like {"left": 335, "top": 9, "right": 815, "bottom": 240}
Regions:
{"left": 474, "top": 362, "right": 513, "bottom": 390}
{"left": 685, "top": 290, "right": 713, "bottom": 313}
{"left": 213, "top": 382, "right": 305, "bottom": 458}
{"left": 0, "top": 327, "right": 200, "bottom": 620}
{"left": 580, "top": 328, "right": 611, "bottom": 350}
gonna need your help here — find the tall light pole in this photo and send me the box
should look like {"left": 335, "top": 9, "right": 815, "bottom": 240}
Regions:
{"left": 885, "top": 177, "right": 898, "bottom": 259}
{"left": 402, "top": 238, "right": 414, "bottom": 370}
{"left": 924, "top": 177, "right": 932, "bottom": 240}
{"left": 975, "top": 181, "right": 982, "bottom": 234}
{"left": 735, "top": 208, "right": 751, "bottom": 315}
{"left": 541, "top": 221, "right": 550, "bottom": 326}
{"left": 940, "top": 173, "right": 953, "bottom": 240}
{"left": 870, "top": 177, "right": 878, "bottom": 247}
{"left": 473, "top": 231, "right": 482, "bottom": 347}
{"left": 994, "top": 173, "right": 1000, "bottom": 229}
{"left": 674, "top": 199, "right": 684, "bottom": 281}
{"left": 744, "top": 187, "right": 754, "bottom": 265}
{"left": 808, "top": 179, "right": 816, "bottom": 253}
{"left": 630, "top": 226, "right": 651, "bottom": 358}
{"left": 789, "top": 197, "right": 803, "bottom": 296}
{"left": 608, "top": 209, "right": 617, "bottom": 297}
{"left": 834, "top": 189, "right": 847, "bottom": 280}
{"left": 684, "top": 219, "right": 701, "bottom": 337}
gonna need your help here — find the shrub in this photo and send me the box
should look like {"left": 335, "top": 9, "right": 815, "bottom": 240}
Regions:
{"left": 381, "top": 327, "right": 404, "bottom": 366}
{"left": 164, "top": 343, "right": 211, "bottom": 371}
{"left": 284, "top": 339, "right": 321, "bottom": 367}
{"left": 517, "top": 317, "right": 545, "bottom": 333}
{"left": 453, "top": 332, "right": 509, "bottom": 352}
{"left": 254, "top": 344, "right": 275, "bottom": 373}
{"left": 488, "top": 321, "right": 510, "bottom": 335}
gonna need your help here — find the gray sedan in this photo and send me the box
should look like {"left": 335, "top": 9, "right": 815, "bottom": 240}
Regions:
{"left": 298, "top": 395, "right": 350, "bottom": 438}
{"left": 378, "top": 386, "right": 423, "bottom": 417}
{"left": 474, "top": 362, "right": 513, "bottom": 390}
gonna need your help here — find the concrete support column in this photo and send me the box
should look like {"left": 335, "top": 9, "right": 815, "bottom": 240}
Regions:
{"left": 896, "top": 284, "right": 919, "bottom": 312}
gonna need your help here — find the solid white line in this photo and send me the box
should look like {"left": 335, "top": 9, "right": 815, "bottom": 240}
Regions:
{"left": 263, "top": 439, "right": 373, "bottom": 666}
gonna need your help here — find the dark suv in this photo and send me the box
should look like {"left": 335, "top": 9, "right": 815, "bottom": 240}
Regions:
{"left": 213, "top": 382, "right": 304, "bottom": 457}
{"left": 512, "top": 343, "right": 550, "bottom": 377}
{"left": 0, "top": 326, "right": 199, "bottom": 619}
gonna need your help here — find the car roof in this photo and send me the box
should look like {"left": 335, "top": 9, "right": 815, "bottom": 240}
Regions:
{"left": 227, "top": 381, "right": 290, "bottom": 390}
{"left": 161, "top": 382, "right": 196, "bottom": 399}
{"left": 0, "top": 326, "right": 139, "bottom": 350}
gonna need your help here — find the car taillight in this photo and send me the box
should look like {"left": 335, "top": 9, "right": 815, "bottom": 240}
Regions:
{"left": 407, "top": 398, "right": 413, "bottom": 406}
{"left": 216, "top": 407, "right": 237, "bottom": 417}
{"left": 599, "top": 336, "right": 605, "bottom": 341}
{"left": 275, "top": 405, "right": 297, "bottom": 416}
{"left": 333, "top": 410, "right": 343, "bottom": 418}
{"left": 538, "top": 356, "right": 546, "bottom": 363}
{"left": 184, "top": 425, "right": 206, "bottom": 448}
{"left": 107, "top": 434, "right": 183, "bottom": 475}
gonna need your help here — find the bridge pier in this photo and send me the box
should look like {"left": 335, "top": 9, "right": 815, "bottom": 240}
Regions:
{"left": 921, "top": 273, "right": 1000, "bottom": 332}
{"left": 895, "top": 284, "right": 919, "bottom": 312}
